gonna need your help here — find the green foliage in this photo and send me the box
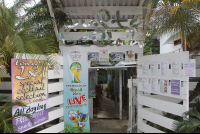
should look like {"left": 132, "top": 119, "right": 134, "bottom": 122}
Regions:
{"left": 0, "top": 96, "right": 32, "bottom": 133}
{"left": 173, "top": 98, "right": 200, "bottom": 133}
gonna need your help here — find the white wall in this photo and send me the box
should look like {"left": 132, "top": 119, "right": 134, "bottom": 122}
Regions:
{"left": 160, "top": 33, "right": 182, "bottom": 54}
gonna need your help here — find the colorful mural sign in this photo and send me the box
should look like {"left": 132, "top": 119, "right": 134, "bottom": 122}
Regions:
{"left": 11, "top": 59, "right": 49, "bottom": 132}
{"left": 99, "top": 50, "right": 109, "bottom": 61}
{"left": 125, "top": 50, "right": 135, "bottom": 62}
{"left": 89, "top": 70, "right": 96, "bottom": 98}
{"left": 63, "top": 51, "right": 90, "bottom": 133}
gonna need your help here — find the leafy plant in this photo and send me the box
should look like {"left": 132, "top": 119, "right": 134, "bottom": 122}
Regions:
{"left": 0, "top": 96, "right": 32, "bottom": 133}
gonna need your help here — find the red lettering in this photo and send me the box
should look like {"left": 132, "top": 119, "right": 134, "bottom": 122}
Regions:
{"left": 82, "top": 94, "right": 86, "bottom": 101}
{"left": 74, "top": 97, "right": 81, "bottom": 105}
{"left": 68, "top": 99, "right": 72, "bottom": 105}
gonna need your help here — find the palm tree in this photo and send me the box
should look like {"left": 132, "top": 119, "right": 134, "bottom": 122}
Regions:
{"left": 0, "top": 0, "right": 72, "bottom": 82}
{"left": 144, "top": 0, "right": 200, "bottom": 51}
{"left": 0, "top": 96, "right": 32, "bottom": 133}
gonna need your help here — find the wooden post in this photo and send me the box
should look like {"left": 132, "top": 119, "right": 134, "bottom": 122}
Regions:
{"left": 119, "top": 70, "right": 122, "bottom": 120}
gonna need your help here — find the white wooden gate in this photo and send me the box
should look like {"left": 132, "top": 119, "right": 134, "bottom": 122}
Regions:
{"left": 134, "top": 51, "right": 190, "bottom": 133}
{"left": 0, "top": 54, "right": 65, "bottom": 133}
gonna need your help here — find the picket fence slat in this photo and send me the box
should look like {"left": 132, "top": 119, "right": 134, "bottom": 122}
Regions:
{"left": 21, "top": 107, "right": 64, "bottom": 133}
{"left": 138, "top": 121, "right": 165, "bottom": 133}
{"left": 138, "top": 108, "right": 177, "bottom": 131}
{"left": 48, "top": 70, "right": 63, "bottom": 79}
{"left": 49, "top": 95, "right": 63, "bottom": 108}
{"left": 0, "top": 82, "right": 11, "bottom": 90}
{"left": 138, "top": 95, "right": 187, "bottom": 116}
{"left": 48, "top": 82, "right": 63, "bottom": 93}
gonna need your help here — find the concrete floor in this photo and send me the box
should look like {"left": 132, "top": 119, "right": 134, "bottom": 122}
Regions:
{"left": 90, "top": 86, "right": 129, "bottom": 133}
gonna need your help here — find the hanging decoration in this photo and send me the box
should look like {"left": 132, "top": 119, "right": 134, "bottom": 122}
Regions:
{"left": 112, "top": 10, "right": 128, "bottom": 30}
{"left": 81, "top": 19, "right": 98, "bottom": 27}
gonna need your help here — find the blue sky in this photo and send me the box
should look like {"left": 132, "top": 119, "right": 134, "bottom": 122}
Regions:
{"left": 5, "top": 0, "right": 40, "bottom": 8}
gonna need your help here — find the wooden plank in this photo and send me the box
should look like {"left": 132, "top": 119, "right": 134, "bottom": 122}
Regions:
{"left": 21, "top": 107, "right": 64, "bottom": 133}
{"left": 59, "top": 32, "right": 143, "bottom": 41}
{"left": 138, "top": 108, "right": 177, "bottom": 131}
{"left": 59, "top": 44, "right": 143, "bottom": 54}
{"left": 48, "top": 70, "right": 63, "bottom": 79}
{"left": 138, "top": 121, "right": 165, "bottom": 133}
{"left": 138, "top": 95, "right": 187, "bottom": 116}
{"left": 61, "top": 6, "right": 144, "bottom": 15}
{"left": 49, "top": 95, "right": 63, "bottom": 108}
{"left": 37, "top": 122, "right": 64, "bottom": 133}
{"left": 48, "top": 82, "right": 63, "bottom": 93}
{"left": 196, "top": 69, "right": 200, "bottom": 77}
{"left": 0, "top": 82, "right": 11, "bottom": 90}
{"left": 60, "top": 19, "right": 142, "bottom": 29}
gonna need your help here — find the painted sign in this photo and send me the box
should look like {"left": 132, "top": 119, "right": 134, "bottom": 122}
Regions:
{"left": 88, "top": 52, "right": 99, "bottom": 61}
{"left": 183, "top": 59, "right": 196, "bottom": 77}
{"left": 99, "top": 50, "right": 109, "bottom": 61}
{"left": 63, "top": 51, "right": 90, "bottom": 133}
{"left": 89, "top": 70, "right": 96, "bottom": 98}
{"left": 111, "top": 52, "right": 124, "bottom": 61}
{"left": 171, "top": 79, "right": 180, "bottom": 95}
{"left": 125, "top": 50, "right": 135, "bottom": 62}
{"left": 11, "top": 59, "right": 49, "bottom": 132}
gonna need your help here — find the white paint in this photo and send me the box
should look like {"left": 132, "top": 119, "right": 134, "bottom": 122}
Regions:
{"left": 160, "top": 33, "right": 182, "bottom": 54}
{"left": 136, "top": 52, "right": 189, "bottom": 133}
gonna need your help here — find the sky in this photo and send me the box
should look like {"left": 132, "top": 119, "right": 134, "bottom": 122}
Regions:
{"left": 5, "top": 0, "right": 40, "bottom": 7}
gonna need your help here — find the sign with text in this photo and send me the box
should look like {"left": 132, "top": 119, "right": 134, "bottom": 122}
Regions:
{"left": 171, "top": 79, "right": 180, "bottom": 95}
{"left": 183, "top": 59, "right": 196, "bottom": 77}
{"left": 125, "top": 50, "right": 135, "bottom": 62}
{"left": 99, "top": 50, "right": 109, "bottom": 61}
{"left": 111, "top": 52, "right": 124, "bottom": 61}
{"left": 88, "top": 52, "right": 99, "bottom": 61}
{"left": 63, "top": 51, "right": 90, "bottom": 133}
{"left": 11, "top": 59, "right": 49, "bottom": 132}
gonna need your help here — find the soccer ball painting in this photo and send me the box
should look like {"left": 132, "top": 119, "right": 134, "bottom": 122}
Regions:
{"left": 68, "top": 110, "right": 77, "bottom": 118}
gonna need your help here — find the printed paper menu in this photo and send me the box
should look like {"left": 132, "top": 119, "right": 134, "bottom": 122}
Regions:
{"left": 160, "top": 79, "right": 168, "bottom": 93}
{"left": 151, "top": 62, "right": 158, "bottom": 75}
{"left": 142, "top": 78, "right": 149, "bottom": 91}
{"left": 171, "top": 61, "right": 181, "bottom": 76}
{"left": 142, "top": 62, "right": 149, "bottom": 75}
{"left": 160, "top": 61, "right": 169, "bottom": 76}
{"left": 183, "top": 59, "right": 196, "bottom": 77}
{"left": 151, "top": 78, "right": 158, "bottom": 92}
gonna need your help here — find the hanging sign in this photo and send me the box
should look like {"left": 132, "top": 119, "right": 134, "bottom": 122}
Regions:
{"left": 125, "top": 50, "right": 135, "bottom": 62}
{"left": 111, "top": 52, "right": 124, "bottom": 61}
{"left": 171, "top": 79, "right": 181, "bottom": 95}
{"left": 63, "top": 51, "right": 90, "bottom": 133}
{"left": 88, "top": 52, "right": 99, "bottom": 61}
{"left": 11, "top": 59, "right": 49, "bottom": 132}
{"left": 99, "top": 50, "right": 109, "bottom": 61}
{"left": 89, "top": 70, "right": 96, "bottom": 98}
{"left": 183, "top": 59, "right": 196, "bottom": 77}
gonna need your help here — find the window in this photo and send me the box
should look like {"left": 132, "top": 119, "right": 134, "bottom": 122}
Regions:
{"left": 174, "top": 39, "right": 181, "bottom": 46}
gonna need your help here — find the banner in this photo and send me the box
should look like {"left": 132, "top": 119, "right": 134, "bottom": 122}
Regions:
{"left": 11, "top": 59, "right": 49, "bottom": 132}
{"left": 89, "top": 70, "right": 96, "bottom": 98}
{"left": 63, "top": 51, "right": 90, "bottom": 133}
{"left": 125, "top": 50, "right": 135, "bottom": 62}
{"left": 99, "top": 50, "right": 109, "bottom": 61}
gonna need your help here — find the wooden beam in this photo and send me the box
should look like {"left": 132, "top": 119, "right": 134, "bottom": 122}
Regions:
{"left": 60, "top": 19, "right": 142, "bottom": 29}
{"left": 61, "top": 6, "right": 145, "bottom": 16}
{"left": 59, "top": 32, "right": 144, "bottom": 40}
{"left": 139, "top": 0, "right": 145, "bottom": 6}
